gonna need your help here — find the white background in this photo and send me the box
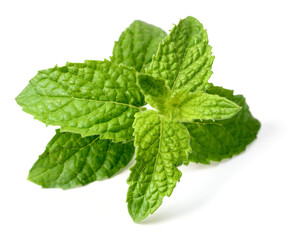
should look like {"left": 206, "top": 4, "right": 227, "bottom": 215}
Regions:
{"left": 1, "top": 0, "right": 291, "bottom": 239}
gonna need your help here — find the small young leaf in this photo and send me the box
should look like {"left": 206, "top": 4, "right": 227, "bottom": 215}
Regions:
{"left": 137, "top": 73, "right": 170, "bottom": 111}
{"left": 173, "top": 91, "right": 242, "bottom": 121}
{"left": 28, "top": 130, "right": 135, "bottom": 189}
{"left": 137, "top": 74, "right": 240, "bottom": 121}
{"left": 127, "top": 110, "right": 191, "bottom": 222}
{"left": 146, "top": 16, "right": 214, "bottom": 95}
{"left": 16, "top": 60, "right": 145, "bottom": 141}
{"left": 111, "top": 20, "right": 167, "bottom": 72}
{"left": 184, "top": 86, "right": 261, "bottom": 164}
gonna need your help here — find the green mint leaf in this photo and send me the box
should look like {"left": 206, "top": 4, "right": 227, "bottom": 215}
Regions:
{"left": 111, "top": 20, "right": 167, "bottom": 72}
{"left": 137, "top": 74, "right": 240, "bottom": 121}
{"left": 16, "top": 60, "right": 145, "bottom": 141}
{"left": 173, "top": 91, "right": 242, "bottom": 121}
{"left": 137, "top": 73, "right": 170, "bottom": 111}
{"left": 28, "top": 129, "right": 134, "bottom": 189}
{"left": 127, "top": 110, "right": 191, "bottom": 222}
{"left": 146, "top": 16, "right": 214, "bottom": 96}
{"left": 184, "top": 86, "right": 261, "bottom": 164}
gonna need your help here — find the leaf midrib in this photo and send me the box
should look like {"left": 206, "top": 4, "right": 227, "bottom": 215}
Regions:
{"left": 170, "top": 21, "right": 191, "bottom": 91}
{"left": 28, "top": 82, "right": 143, "bottom": 110}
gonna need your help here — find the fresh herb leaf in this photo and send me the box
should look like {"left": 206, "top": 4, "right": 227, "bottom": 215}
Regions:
{"left": 16, "top": 60, "right": 145, "bottom": 141}
{"left": 28, "top": 130, "right": 134, "bottom": 189}
{"left": 111, "top": 20, "right": 167, "bottom": 72}
{"left": 172, "top": 91, "right": 242, "bottom": 121}
{"left": 127, "top": 110, "right": 191, "bottom": 222}
{"left": 146, "top": 16, "right": 214, "bottom": 96}
{"left": 184, "top": 86, "right": 260, "bottom": 164}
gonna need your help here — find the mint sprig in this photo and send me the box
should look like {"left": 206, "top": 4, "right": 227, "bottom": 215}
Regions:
{"left": 16, "top": 16, "right": 260, "bottom": 222}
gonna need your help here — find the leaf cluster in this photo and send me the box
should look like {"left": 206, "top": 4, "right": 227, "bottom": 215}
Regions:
{"left": 16, "top": 17, "right": 260, "bottom": 222}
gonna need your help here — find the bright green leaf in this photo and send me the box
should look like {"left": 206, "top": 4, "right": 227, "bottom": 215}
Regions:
{"left": 173, "top": 91, "right": 242, "bottom": 121}
{"left": 111, "top": 20, "right": 167, "bottom": 72}
{"left": 146, "top": 16, "right": 214, "bottom": 96}
{"left": 184, "top": 86, "right": 261, "bottom": 164}
{"left": 28, "top": 129, "right": 135, "bottom": 189}
{"left": 127, "top": 110, "right": 191, "bottom": 222}
{"left": 16, "top": 60, "right": 145, "bottom": 141}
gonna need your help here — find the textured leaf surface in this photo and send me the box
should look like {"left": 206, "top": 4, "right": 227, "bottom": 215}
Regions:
{"left": 111, "top": 20, "right": 167, "bottom": 72}
{"left": 146, "top": 16, "right": 214, "bottom": 96}
{"left": 184, "top": 86, "right": 261, "bottom": 164}
{"left": 16, "top": 60, "right": 145, "bottom": 141}
{"left": 137, "top": 73, "right": 170, "bottom": 111}
{"left": 28, "top": 130, "right": 135, "bottom": 189}
{"left": 174, "top": 91, "right": 242, "bottom": 121}
{"left": 127, "top": 110, "right": 191, "bottom": 222}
